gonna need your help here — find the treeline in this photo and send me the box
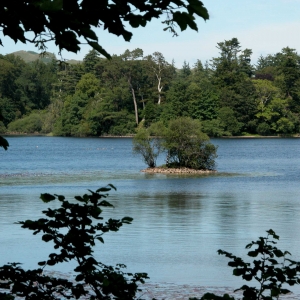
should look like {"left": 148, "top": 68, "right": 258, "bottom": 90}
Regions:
{"left": 1, "top": 37, "right": 300, "bottom": 136}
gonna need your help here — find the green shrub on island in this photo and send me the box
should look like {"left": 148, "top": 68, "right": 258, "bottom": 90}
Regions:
{"left": 133, "top": 121, "right": 164, "bottom": 168}
{"left": 164, "top": 117, "right": 218, "bottom": 170}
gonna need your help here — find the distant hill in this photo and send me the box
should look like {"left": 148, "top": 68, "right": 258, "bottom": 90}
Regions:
{"left": 9, "top": 50, "right": 82, "bottom": 64}
{"left": 11, "top": 50, "right": 56, "bottom": 63}
{"left": 65, "top": 59, "right": 82, "bottom": 65}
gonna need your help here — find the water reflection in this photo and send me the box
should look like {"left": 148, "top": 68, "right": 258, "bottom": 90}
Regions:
{"left": 137, "top": 192, "right": 203, "bottom": 209}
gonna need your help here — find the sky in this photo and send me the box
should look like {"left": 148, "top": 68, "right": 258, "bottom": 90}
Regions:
{"left": 0, "top": 0, "right": 300, "bottom": 68}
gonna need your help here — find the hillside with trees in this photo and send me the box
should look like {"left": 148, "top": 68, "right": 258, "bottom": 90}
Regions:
{"left": 1, "top": 38, "right": 300, "bottom": 137}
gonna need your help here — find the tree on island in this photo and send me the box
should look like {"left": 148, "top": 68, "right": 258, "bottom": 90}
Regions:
{"left": 164, "top": 117, "right": 217, "bottom": 170}
{"left": 133, "top": 121, "right": 164, "bottom": 168}
{"left": 133, "top": 117, "right": 218, "bottom": 170}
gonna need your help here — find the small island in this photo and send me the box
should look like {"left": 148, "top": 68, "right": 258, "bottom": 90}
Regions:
{"left": 133, "top": 117, "right": 218, "bottom": 173}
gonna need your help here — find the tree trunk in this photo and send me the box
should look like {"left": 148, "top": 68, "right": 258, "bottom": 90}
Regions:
{"left": 156, "top": 74, "right": 163, "bottom": 105}
{"left": 130, "top": 85, "right": 139, "bottom": 125}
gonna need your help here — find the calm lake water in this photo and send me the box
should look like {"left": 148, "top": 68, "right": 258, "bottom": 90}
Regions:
{"left": 1, "top": 136, "right": 300, "bottom": 291}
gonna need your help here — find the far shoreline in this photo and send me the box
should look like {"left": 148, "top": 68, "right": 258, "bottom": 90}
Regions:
{"left": 2, "top": 133, "right": 300, "bottom": 139}
{"left": 221, "top": 135, "right": 300, "bottom": 139}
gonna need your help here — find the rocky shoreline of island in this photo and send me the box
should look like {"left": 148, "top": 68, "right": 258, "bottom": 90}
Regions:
{"left": 141, "top": 167, "right": 217, "bottom": 174}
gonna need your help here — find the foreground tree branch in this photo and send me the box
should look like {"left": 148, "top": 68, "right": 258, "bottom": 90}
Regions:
{"left": 0, "top": 0, "right": 209, "bottom": 58}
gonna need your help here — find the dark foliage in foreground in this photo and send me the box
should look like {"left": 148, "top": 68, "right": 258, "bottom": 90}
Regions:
{"left": 196, "top": 229, "right": 300, "bottom": 300}
{"left": 0, "top": 185, "right": 148, "bottom": 299}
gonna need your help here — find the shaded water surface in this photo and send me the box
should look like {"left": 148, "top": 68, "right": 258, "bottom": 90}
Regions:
{"left": 1, "top": 136, "right": 300, "bottom": 291}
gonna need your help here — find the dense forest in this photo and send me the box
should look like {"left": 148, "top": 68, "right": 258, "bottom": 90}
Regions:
{"left": 1, "top": 37, "right": 300, "bottom": 137}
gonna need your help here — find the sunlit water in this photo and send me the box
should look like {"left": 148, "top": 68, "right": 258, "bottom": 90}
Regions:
{"left": 1, "top": 136, "right": 300, "bottom": 292}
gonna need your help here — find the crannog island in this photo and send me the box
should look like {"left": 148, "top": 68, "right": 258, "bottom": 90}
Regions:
{"left": 133, "top": 117, "right": 218, "bottom": 174}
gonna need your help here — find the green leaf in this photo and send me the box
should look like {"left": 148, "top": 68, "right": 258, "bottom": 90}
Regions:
{"left": 267, "top": 229, "right": 279, "bottom": 240}
{"left": 243, "top": 274, "right": 252, "bottom": 281}
{"left": 75, "top": 274, "right": 84, "bottom": 281}
{"left": 79, "top": 27, "right": 98, "bottom": 41}
{"left": 121, "top": 30, "right": 133, "bottom": 42}
{"left": 40, "top": 193, "right": 56, "bottom": 203}
{"left": 248, "top": 250, "right": 258, "bottom": 257}
{"left": 54, "top": 194, "right": 65, "bottom": 201}
{"left": 99, "top": 200, "right": 114, "bottom": 207}
{"left": 172, "top": 12, "right": 188, "bottom": 31}
{"left": 37, "top": 0, "right": 63, "bottom": 11}
{"left": 122, "top": 216, "right": 133, "bottom": 224}
{"left": 97, "top": 237, "right": 104, "bottom": 243}
{"left": 233, "top": 268, "right": 244, "bottom": 276}
{"left": 3, "top": 25, "right": 26, "bottom": 43}
{"left": 273, "top": 249, "right": 284, "bottom": 257}
{"left": 42, "top": 234, "right": 53, "bottom": 242}
{"left": 107, "top": 184, "right": 116, "bottom": 191}
{"left": 75, "top": 196, "right": 86, "bottom": 202}
{"left": 245, "top": 243, "right": 254, "bottom": 249}
{"left": 281, "top": 288, "right": 291, "bottom": 294}
{"left": 200, "top": 292, "right": 235, "bottom": 299}
{"left": 0, "top": 136, "right": 9, "bottom": 150}
{"left": 47, "top": 260, "right": 56, "bottom": 266}
{"left": 87, "top": 42, "right": 111, "bottom": 59}
{"left": 96, "top": 184, "right": 117, "bottom": 193}
{"left": 127, "top": 14, "right": 147, "bottom": 28}
{"left": 21, "top": 220, "right": 34, "bottom": 225}
{"left": 188, "top": 0, "right": 209, "bottom": 20}
{"left": 96, "top": 187, "right": 111, "bottom": 192}
{"left": 269, "top": 258, "right": 278, "bottom": 265}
